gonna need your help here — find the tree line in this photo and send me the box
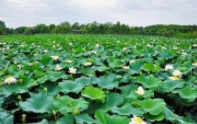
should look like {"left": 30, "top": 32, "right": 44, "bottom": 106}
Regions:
{"left": 1, "top": 20, "right": 197, "bottom": 38}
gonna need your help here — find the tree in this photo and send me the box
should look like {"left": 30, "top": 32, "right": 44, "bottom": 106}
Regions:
{"left": 0, "top": 20, "right": 6, "bottom": 34}
{"left": 15, "top": 27, "right": 28, "bottom": 34}
{"left": 47, "top": 24, "right": 56, "bottom": 33}
{"left": 58, "top": 21, "right": 70, "bottom": 33}
{"left": 34, "top": 24, "right": 47, "bottom": 34}
{"left": 90, "top": 21, "right": 100, "bottom": 34}
{"left": 71, "top": 22, "right": 80, "bottom": 29}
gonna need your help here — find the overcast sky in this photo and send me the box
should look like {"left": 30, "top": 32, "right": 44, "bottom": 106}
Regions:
{"left": 1, "top": 0, "right": 197, "bottom": 28}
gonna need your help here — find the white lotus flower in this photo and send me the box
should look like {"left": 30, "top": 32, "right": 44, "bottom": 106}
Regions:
{"left": 130, "top": 60, "right": 136, "bottom": 64}
{"left": 69, "top": 43, "right": 73, "bottom": 45}
{"left": 164, "top": 64, "right": 174, "bottom": 71}
{"left": 181, "top": 52, "right": 188, "bottom": 56}
{"left": 147, "top": 44, "right": 152, "bottom": 47}
{"left": 5, "top": 76, "right": 17, "bottom": 84}
{"left": 173, "top": 47, "right": 178, "bottom": 50}
{"left": 84, "top": 62, "right": 92, "bottom": 66}
{"left": 129, "top": 115, "right": 146, "bottom": 124}
{"left": 173, "top": 69, "right": 182, "bottom": 76}
{"left": 122, "top": 47, "right": 127, "bottom": 51}
{"left": 168, "top": 69, "right": 182, "bottom": 80}
{"left": 54, "top": 65, "right": 62, "bottom": 71}
{"left": 193, "top": 44, "right": 197, "bottom": 47}
{"left": 51, "top": 55, "right": 59, "bottom": 60}
{"left": 95, "top": 44, "right": 99, "bottom": 48}
{"left": 91, "top": 50, "right": 97, "bottom": 54}
{"left": 65, "top": 59, "right": 72, "bottom": 63}
{"left": 44, "top": 50, "right": 48, "bottom": 53}
{"left": 122, "top": 65, "right": 129, "bottom": 70}
{"left": 192, "top": 62, "right": 197, "bottom": 67}
{"left": 135, "top": 86, "right": 145, "bottom": 96}
{"left": 69, "top": 67, "right": 77, "bottom": 74}
{"left": 18, "top": 64, "right": 22, "bottom": 69}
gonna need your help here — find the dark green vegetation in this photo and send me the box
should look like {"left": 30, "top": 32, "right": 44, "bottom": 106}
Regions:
{"left": 0, "top": 34, "right": 197, "bottom": 124}
{"left": 1, "top": 20, "right": 197, "bottom": 38}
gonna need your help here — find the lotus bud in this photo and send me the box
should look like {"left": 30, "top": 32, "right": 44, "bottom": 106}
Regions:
{"left": 74, "top": 109, "right": 80, "bottom": 115}
{"left": 17, "top": 95, "right": 22, "bottom": 100}
{"left": 53, "top": 110, "right": 56, "bottom": 115}
{"left": 21, "top": 114, "right": 26, "bottom": 123}
{"left": 44, "top": 87, "right": 48, "bottom": 92}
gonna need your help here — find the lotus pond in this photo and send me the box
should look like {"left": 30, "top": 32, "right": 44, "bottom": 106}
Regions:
{"left": 0, "top": 34, "right": 197, "bottom": 124}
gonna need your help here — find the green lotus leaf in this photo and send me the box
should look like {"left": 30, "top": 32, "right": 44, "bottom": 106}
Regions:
{"left": 162, "top": 80, "right": 185, "bottom": 92}
{"left": 0, "top": 59, "right": 10, "bottom": 68}
{"left": 140, "top": 98, "right": 166, "bottom": 115}
{"left": 94, "top": 66, "right": 108, "bottom": 72}
{"left": 137, "top": 74, "right": 162, "bottom": 91}
{"left": 58, "top": 80, "right": 84, "bottom": 94}
{"left": 154, "top": 64, "right": 162, "bottom": 72}
{"left": 143, "top": 113, "right": 164, "bottom": 122}
{"left": 74, "top": 114, "right": 96, "bottom": 124}
{"left": 53, "top": 95, "right": 89, "bottom": 115}
{"left": 39, "top": 82, "right": 58, "bottom": 96}
{"left": 72, "top": 46, "right": 84, "bottom": 54}
{"left": 7, "top": 64, "right": 19, "bottom": 74}
{"left": 47, "top": 71, "right": 69, "bottom": 82}
{"left": 34, "top": 67, "right": 45, "bottom": 78}
{"left": 0, "top": 66, "right": 8, "bottom": 76}
{"left": 75, "top": 76, "right": 92, "bottom": 86}
{"left": 0, "top": 108, "right": 14, "bottom": 124}
{"left": 119, "top": 84, "right": 136, "bottom": 96}
{"left": 0, "top": 97, "right": 4, "bottom": 107}
{"left": 20, "top": 75, "right": 35, "bottom": 89}
{"left": 40, "top": 56, "right": 53, "bottom": 66}
{"left": 7, "top": 64, "right": 24, "bottom": 76}
{"left": 107, "top": 57, "right": 124, "bottom": 68}
{"left": 2, "top": 83, "right": 26, "bottom": 97}
{"left": 143, "top": 63, "right": 155, "bottom": 72}
{"left": 19, "top": 92, "right": 54, "bottom": 113}
{"left": 95, "top": 110, "right": 130, "bottom": 124}
{"left": 104, "top": 92, "right": 124, "bottom": 107}
{"left": 181, "top": 61, "right": 192, "bottom": 69}
{"left": 128, "top": 60, "right": 144, "bottom": 74}
{"left": 158, "top": 51, "right": 173, "bottom": 60}
{"left": 163, "top": 107, "right": 179, "bottom": 122}
{"left": 92, "top": 75, "right": 119, "bottom": 90}
{"left": 81, "top": 86, "right": 106, "bottom": 103}
{"left": 172, "top": 85, "right": 197, "bottom": 103}
{"left": 36, "top": 76, "right": 49, "bottom": 84}
{"left": 56, "top": 115, "right": 74, "bottom": 124}
{"left": 81, "top": 67, "right": 95, "bottom": 77}
{"left": 111, "top": 103, "right": 144, "bottom": 116}
{"left": 146, "top": 48, "right": 157, "bottom": 56}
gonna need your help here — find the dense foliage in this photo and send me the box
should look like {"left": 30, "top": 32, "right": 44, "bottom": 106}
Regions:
{"left": 1, "top": 20, "right": 197, "bottom": 38}
{"left": 0, "top": 34, "right": 197, "bottom": 124}
{"left": 0, "top": 20, "right": 6, "bottom": 35}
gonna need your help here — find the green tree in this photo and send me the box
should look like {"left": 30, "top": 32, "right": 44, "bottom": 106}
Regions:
{"left": 0, "top": 20, "right": 6, "bottom": 34}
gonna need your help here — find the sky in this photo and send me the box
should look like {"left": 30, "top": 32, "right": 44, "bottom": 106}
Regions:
{"left": 0, "top": 0, "right": 197, "bottom": 28}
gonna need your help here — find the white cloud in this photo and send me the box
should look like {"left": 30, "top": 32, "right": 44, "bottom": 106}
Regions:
{"left": 0, "top": 0, "right": 197, "bottom": 28}
{"left": 71, "top": 0, "right": 117, "bottom": 8}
